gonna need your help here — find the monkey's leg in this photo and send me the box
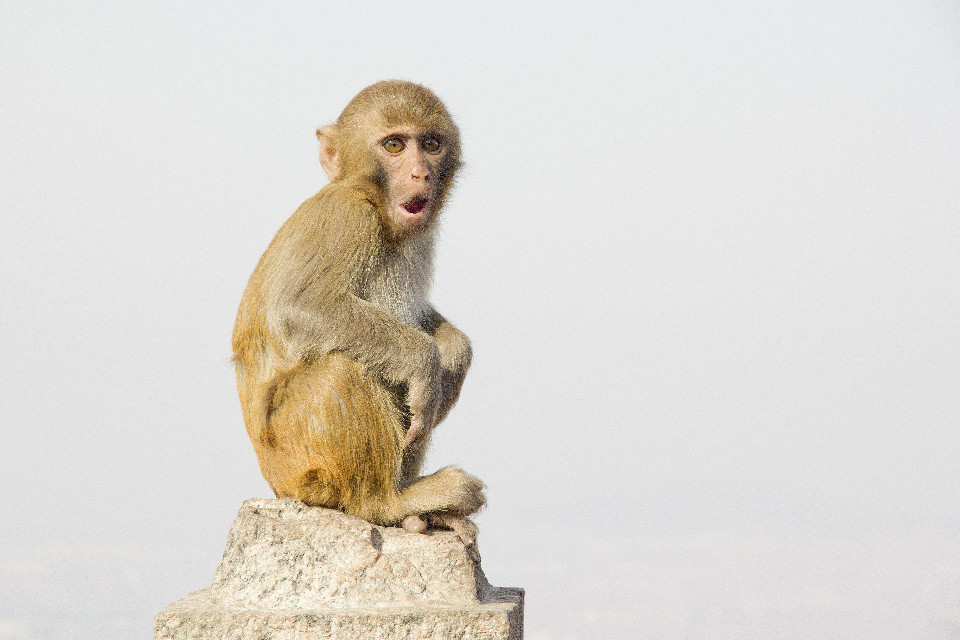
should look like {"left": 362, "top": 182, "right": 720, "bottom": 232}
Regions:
{"left": 397, "top": 426, "right": 435, "bottom": 534}
{"left": 393, "top": 391, "right": 485, "bottom": 545}
{"left": 252, "top": 353, "right": 402, "bottom": 523}
{"left": 400, "top": 431, "right": 430, "bottom": 486}
{"left": 253, "top": 353, "right": 484, "bottom": 528}
{"left": 395, "top": 402, "right": 483, "bottom": 544}
{"left": 381, "top": 380, "right": 429, "bottom": 489}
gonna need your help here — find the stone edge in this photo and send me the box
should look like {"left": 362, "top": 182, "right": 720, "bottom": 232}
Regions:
{"left": 155, "top": 586, "right": 524, "bottom": 637}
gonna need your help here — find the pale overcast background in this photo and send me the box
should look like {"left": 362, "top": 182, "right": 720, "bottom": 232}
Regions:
{"left": 2, "top": 1, "right": 959, "bottom": 639}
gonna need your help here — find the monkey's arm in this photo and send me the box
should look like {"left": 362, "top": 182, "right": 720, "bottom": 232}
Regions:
{"left": 422, "top": 310, "right": 472, "bottom": 424}
{"left": 270, "top": 189, "right": 443, "bottom": 397}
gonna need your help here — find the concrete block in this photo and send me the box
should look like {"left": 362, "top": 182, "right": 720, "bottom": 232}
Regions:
{"left": 154, "top": 499, "right": 523, "bottom": 639}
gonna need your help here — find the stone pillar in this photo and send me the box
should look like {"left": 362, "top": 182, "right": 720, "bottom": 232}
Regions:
{"left": 154, "top": 499, "right": 524, "bottom": 639}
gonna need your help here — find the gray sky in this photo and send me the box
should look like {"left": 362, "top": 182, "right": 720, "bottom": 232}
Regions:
{"left": 2, "top": 1, "right": 959, "bottom": 638}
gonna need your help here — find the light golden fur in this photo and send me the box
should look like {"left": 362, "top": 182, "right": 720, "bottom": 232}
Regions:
{"left": 232, "top": 81, "right": 483, "bottom": 541}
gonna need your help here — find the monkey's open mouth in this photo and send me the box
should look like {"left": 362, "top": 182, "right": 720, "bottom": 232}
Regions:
{"left": 402, "top": 196, "right": 429, "bottom": 215}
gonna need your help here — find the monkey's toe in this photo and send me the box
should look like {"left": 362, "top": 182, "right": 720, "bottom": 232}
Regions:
{"left": 427, "top": 513, "right": 479, "bottom": 548}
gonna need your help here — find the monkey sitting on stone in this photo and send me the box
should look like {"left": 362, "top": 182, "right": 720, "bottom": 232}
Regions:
{"left": 232, "top": 81, "right": 484, "bottom": 547}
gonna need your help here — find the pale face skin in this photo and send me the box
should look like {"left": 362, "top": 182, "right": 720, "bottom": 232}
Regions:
{"left": 373, "top": 127, "right": 448, "bottom": 233}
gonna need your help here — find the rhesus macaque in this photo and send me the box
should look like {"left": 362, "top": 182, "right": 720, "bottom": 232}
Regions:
{"left": 232, "top": 80, "right": 484, "bottom": 546}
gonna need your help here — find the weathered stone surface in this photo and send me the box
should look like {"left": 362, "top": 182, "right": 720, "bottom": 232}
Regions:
{"left": 154, "top": 499, "right": 524, "bottom": 639}
{"left": 210, "top": 499, "right": 489, "bottom": 608}
{"left": 155, "top": 587, "right": 524, "bottom": 640}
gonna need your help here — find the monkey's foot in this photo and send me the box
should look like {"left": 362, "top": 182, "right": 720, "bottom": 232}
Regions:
{"left": 400, "top": 513, "right": 480, "bottom": 561}
{"left": 428, "top": 514, "right": 480, "bottom": 561}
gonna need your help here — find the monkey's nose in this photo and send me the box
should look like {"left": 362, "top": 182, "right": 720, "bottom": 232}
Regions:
{"left": 410, "top": 158, "right": 430, "bottom": 181}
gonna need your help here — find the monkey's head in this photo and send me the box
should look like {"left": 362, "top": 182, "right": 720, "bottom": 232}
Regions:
{"left": 317, "top": 80, "right": 462, "bottom": 238}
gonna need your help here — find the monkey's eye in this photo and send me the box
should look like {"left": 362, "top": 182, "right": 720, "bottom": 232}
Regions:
{"left": 382, "top": 137, "right": 405, "bottom": 154}
{"left": 421, "top": 137, "right": 442, "bottom": 154}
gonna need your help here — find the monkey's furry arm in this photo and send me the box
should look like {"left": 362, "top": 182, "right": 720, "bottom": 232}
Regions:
{"left": 266, "top": 188, "right": 442, "bottom": 389}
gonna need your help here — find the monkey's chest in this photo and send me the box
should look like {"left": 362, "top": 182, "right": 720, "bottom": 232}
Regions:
{"left": 360, "top": 258, "right": 431, "bottom": 328}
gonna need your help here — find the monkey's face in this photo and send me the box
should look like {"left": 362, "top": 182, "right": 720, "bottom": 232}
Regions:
{"left": 373, "top": 127, "right": 449, "bottom": 235}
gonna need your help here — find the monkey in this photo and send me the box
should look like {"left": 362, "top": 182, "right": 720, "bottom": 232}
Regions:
{"left": 231, "top": 80, "right": 484, "bottom": 547}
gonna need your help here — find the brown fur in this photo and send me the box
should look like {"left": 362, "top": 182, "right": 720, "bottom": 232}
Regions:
{"left": 232, "top": 81, "right": 483, "bottom": 538}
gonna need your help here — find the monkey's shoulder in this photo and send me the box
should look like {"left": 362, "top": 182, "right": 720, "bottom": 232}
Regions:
{"left": 269, "top": 184, "right": 379, "bottom": 250}
{"left": 286, "top": 183, "right": 382, "bottom": 236}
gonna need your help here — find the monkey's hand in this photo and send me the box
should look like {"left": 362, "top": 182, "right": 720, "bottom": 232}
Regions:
{"left": 404, "top": 347, "right": 443, "bottom": 447}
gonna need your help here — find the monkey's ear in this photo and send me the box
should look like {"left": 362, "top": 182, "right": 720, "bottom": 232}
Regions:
{"left": 316, "top": 125, "right": 341, "bottom": 181}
